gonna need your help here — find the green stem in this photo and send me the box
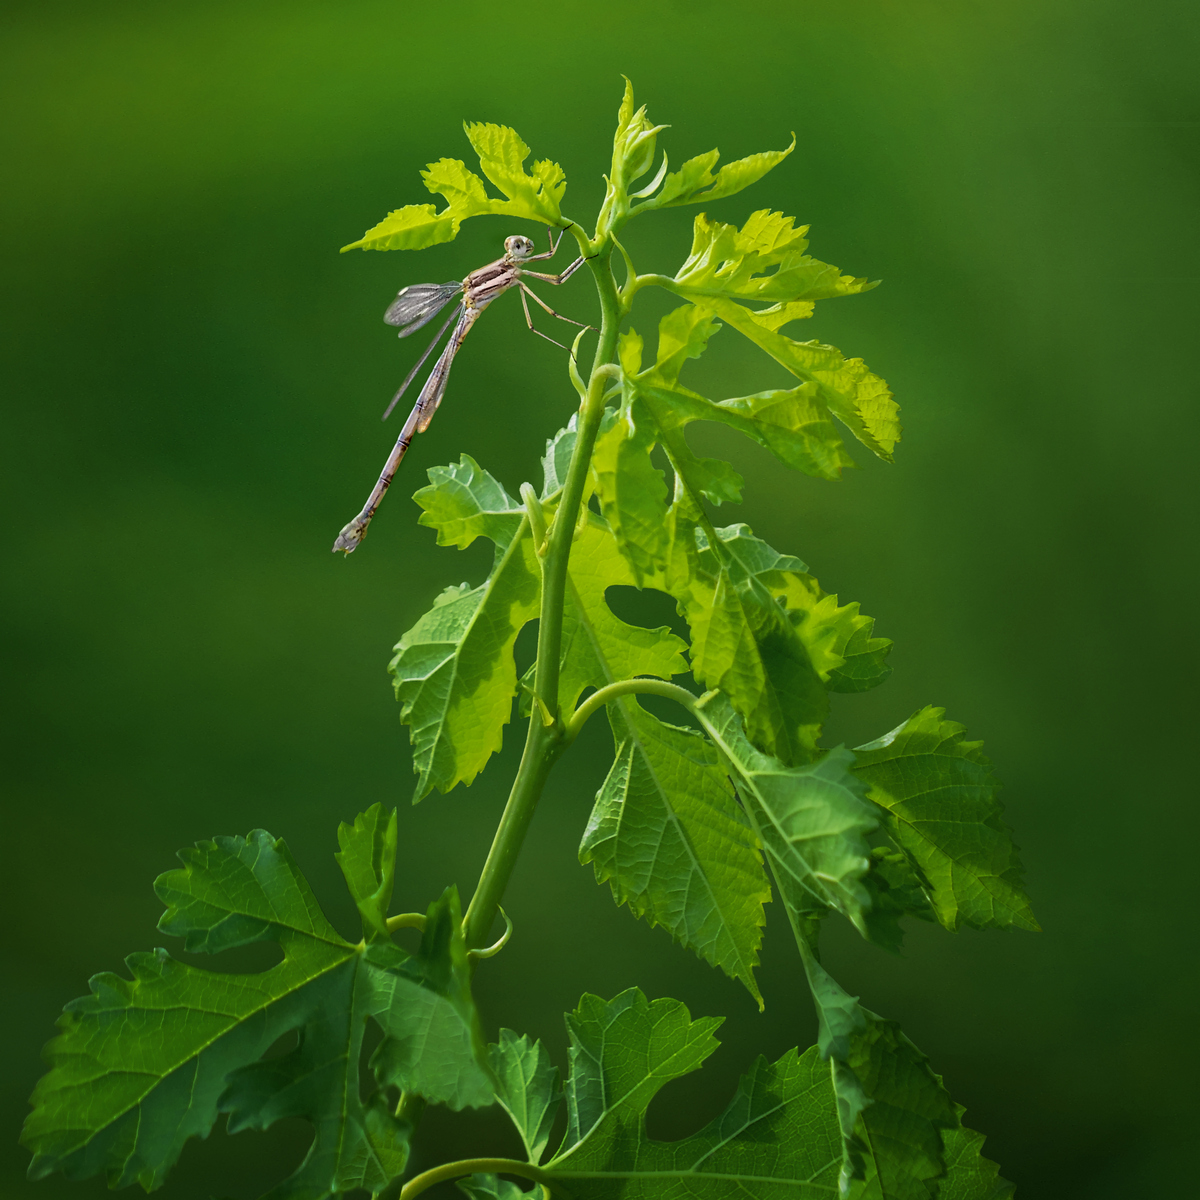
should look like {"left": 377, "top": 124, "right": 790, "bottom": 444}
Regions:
{"left": 462, "top": 252, "right": 623, "bottom": 950}
{"left": 565, "top": 678, "right": 699, "bottom": 742}
{"left": 398, "top": 1158, "right": 564, "bottom": 1200}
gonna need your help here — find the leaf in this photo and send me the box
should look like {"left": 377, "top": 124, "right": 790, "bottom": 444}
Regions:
{"left": 368, "top": 886, "right": 495, "bottom": 1110}
{"left": 695, "top": 690, "right": 877, "bottom": 934}
{"left": 580, "top": 698, "right": 770, "bottom": 1006}
{"left": 661, "top": 523, "right": 831, "bottom": 764}
{"left": 540, "top": 409, "right": 618, "bottom": 501}
{"left": 343, "top": 122, "right": 568, "bottom": 253}
{"left": 541, "top": 988, "right": 845, "bottom": 1196}
{"left": 853, "top": 707, "right": 1038, "bottom": 933}
{"left": 22, "top": 816, "right": 493, "bottom": 1196}
{"left": 937, "top": 1116, "right": 1015, "bottom": 1200}
{"left": 458, "top": 1175, "right": 531, "bottom": 1200}
{"left": 464, "top": 122, "right": 567, "bottom": 226}
{"left": 340, "top": 203, "right": 459, "bottom": 253}
{"left": 646, "top": 136, "right": 795, "bottom": 209}
{"left": 391, "top": 457, "right": 542, "bottom": 801}
{"left": 609, "top": 77, "right": 668, "bottom": 192}
{"left": 673, "top": 210, "right": 877, "bottom": 304}
{"left": 695, "top": 295, "right": 900, "bottom": 461}
{"left": 800, "top": 948, "right": 958, "bottom": 1200}
{"left": 335, "top": 802, "right": 397, "bottom": 944}
{"left": 489, "top": 1030, "right": 561, "bottom": 1165}
{"left": 557, "top": 516, "right": 688, "bottom": 717}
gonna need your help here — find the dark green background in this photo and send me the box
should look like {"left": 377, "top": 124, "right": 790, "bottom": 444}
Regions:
{"left": 3, "top": 1, "right": 1197, "bottom": 1196}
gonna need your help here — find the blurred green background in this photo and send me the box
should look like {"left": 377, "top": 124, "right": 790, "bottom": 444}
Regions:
{"left": 2, "top": 0, "right": 1197, "bottom": 1196}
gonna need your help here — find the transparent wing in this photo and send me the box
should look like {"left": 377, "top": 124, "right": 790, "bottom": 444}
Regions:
{"left": 383, "top": 282, "right": 463, "bottom": 337}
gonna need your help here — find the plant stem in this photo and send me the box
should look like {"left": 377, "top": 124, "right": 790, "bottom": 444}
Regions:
{"left": 462, "top": 251, "right": 622, "bottom": 950}
{"left": 398, "top": 1157, "right": 562, "bottom": 1200}
{"left": 564, "top": 678, "right": 700, "bottom": 742}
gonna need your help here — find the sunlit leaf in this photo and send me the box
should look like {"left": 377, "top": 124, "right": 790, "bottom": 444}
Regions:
{"left": 581, "top": 698, "right": 769, "bottom": 1006}
{"left": 464, "top": 122, "right": 567, "bottom": 226}
{"left": 645, "top": 136, "right": 795, "bottom": 209}
{"left": 22, "top": 814, "right": 492, "bottom": 1196}
{"left": 341, "top": 203, "right": 459, "bottom": 253}
{"left": 391, "top": 457, "right": 542, "bottom": 801}
{"left": 854, "top": 708, "right": 1038, "bottom": 932}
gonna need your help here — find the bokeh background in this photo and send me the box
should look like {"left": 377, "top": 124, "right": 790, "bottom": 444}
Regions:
{"left": 3, "top": 1, "right": 1197, "bottom": 1196}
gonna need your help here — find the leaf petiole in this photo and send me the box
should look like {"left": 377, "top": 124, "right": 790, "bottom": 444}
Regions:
{"left": 563, "top": 678, "right": 700, "bottom": 742}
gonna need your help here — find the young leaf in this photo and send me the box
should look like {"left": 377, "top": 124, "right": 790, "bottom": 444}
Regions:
{"left": 697, "top": 295, "right": 900, "bottom": 461}
{"left": 853, "top": 707, "right": 1038, "bottom": 932}
{"left": 541, "top": 988, "right": 845, "bottom": 1196}
{"left": 695, "top": 690, "right": 877, "bottom": 934}
{"left": 391, "top": 457, "right": 542, "bottom": 801}
{"left": 22, "top": 822, "right": 491, "bottom": 1195}
{"left": 580, "top": 697, "right": 770, "bottom": 1006}
{"left": 672, "top": 210, "right": 877, "bottom": 304}
{"left": 335, "top": 802, "right": 397, "bottom": 943}
{"left": 340, "top": 203, "right": 459, "bottom": 253}
{"left": 489, "top": 1030, "right": 562, "bottom": 1164}
{"left": 800, "top": 948, "right": 959, "bottom": 1199}
{"left": 463, "top": 122, "right": 567, "bottom": 226}
{"left": 458, "top": 1175, "right": 531, "bottom": 1200}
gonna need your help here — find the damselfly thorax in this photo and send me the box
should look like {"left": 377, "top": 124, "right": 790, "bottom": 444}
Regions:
{"left": 332, "top": 230, "right": 589, "bottom": 554}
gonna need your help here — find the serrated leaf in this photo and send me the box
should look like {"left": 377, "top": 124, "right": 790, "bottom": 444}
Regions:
{"left": 580, "top": 698, "right": 769, "bottom": 1006}
{"left": 937, "top": 1115, "right": 1015, "bottom": 1200}
{"left": 368, "top": 886, "right": 495, "bottom": 1110}
{"left": 800, "top": 948, "right": 958, "bottom": 1200}
{"left": 557, "top": 516, "right": 688, "bottom": 716}
{"left": 335, "top": 802, "right": 397, "bottom": 943}
{"left": 860, "top": 847, "right": 937, "bottom": 953}
{"left": 647, "top": 136, "right": 795, "bottom": 209}
{"left": 543, "top": 988, "right": 844, "bottom": 1197}
{"left": 540, "top": 409, "right": 618, "bottom": 501}
{"left": 391, "top": 458, "right": 541, "bottom": 801}
{"left": 463, "top": 122, "right": 566, "bottom": 226}
{"left": 853, "top": 708, "right": 1038, "bottom": 933}
{"left": 489, "top": 1030, "right": 561, "bottom": 1165}
{"left": 673, "top": 210, "right": 877, "bottom": 304}
{"left": 695, "top": 295, "right": 900, "bottom": 461}
{"left": 696, "top": 690, "right": 877, "bottom": 934}
{"left": 22, "top": 821, "right": 493, "bottom": 1196}
{"left": 340, "top": 203, "right": 459, "bottom": 253}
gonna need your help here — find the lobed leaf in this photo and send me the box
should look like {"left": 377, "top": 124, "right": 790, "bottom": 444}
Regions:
{"left": 696, "top": 690, "right": 877, "bottom": 933}
{"left": 335, "top": 802, "right": 397, "bottom": 944}
{"left": 581, "top": 698, "right": 770, "bottom": 1006}
{"left": 340, "top": 203, "right": 459, "bottom": 253}
{"left": 647, "top": 136, "right": 796, "bottom": 210}
{"left": 539, "top": 988, "right": 844, "bottom": 1197}
{"left": 853, "top": 708, "right": 1038, "bottom": 933}
{"left": 464, "top": 122, "right": 567, "bottom": 226}
{"left": 391, "top": 457, "right": 541, "bottom": 801}
{"left": 23, "top": 815, "right": 493, "bottom": 1197}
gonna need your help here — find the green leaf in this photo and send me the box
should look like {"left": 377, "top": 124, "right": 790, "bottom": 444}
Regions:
{"left": 489, "top": 1030, "right": 561, "bottom": 1165}
{"left": 646, "top": 136, "right": 795, "bottom": 209}
{"left": 557, "top": 516, "right": 688, "bottom": 717}
{"left": 589, "top": 406, "right": 670, "bottom": 587}
{"left": 695, "top": 295, "right": 900, "bottom": 461}
{"left": 22, "top": 821, "right": 492, "bottom": 1195}
{"left": 391, "top": 457, "right": 542, "bottom": 801}
{"left": 937, "top": 1115, "right": 1015, "bottom": 1200}
{"left": 463, "top": 122, "right": 567, "bottom": 226}
{"left": 369, "top": 886, "right": 495, "bottom": 1110}
{"left": 580, "top": 698, "right": 769, "bottom": 1006}
{"left": 335, "top": 802, "right": 397, "bottom": 943}
{"left": 540, "top": 409, "right": 618, "bottom": 501}
{"left": 800, "top": 949, "right": 958, "bottom": 1200}
{"left": 340, "top": 203, "right": 459, "bottom": 253}
{"left": 609, "top": 77, "right": 668, "bottom": 193}
{"left": 342, "top": 121, "right": 568, "bottom": 252}
{"left": 853, "top": 707, "right": 1038, "bottom": 933}
{"left": 673, "top": 210, "right": 877, "bottom": 304}
{"left": 662, "top": 523, "right": 830, "bottom": 764}
{"left": 542, "top": 988, "right": 844, "bottom": 1196}
{"left": 860, "top": 847, "right": 937, "bottom": 952}
{"left": 458, "top": 1175, "right": 531, "bottom": 1200}
{"left": 696, "top": 690, "right": 877, "bottom": 934}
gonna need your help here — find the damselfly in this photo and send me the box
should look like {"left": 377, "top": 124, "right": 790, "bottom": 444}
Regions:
{"left": 332, "top": 228, "right": 588, "bottom": 553}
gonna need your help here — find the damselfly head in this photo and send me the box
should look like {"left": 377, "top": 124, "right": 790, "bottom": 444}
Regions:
{"left": 504, "top": 235, "right": 536, "bottom": 261}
